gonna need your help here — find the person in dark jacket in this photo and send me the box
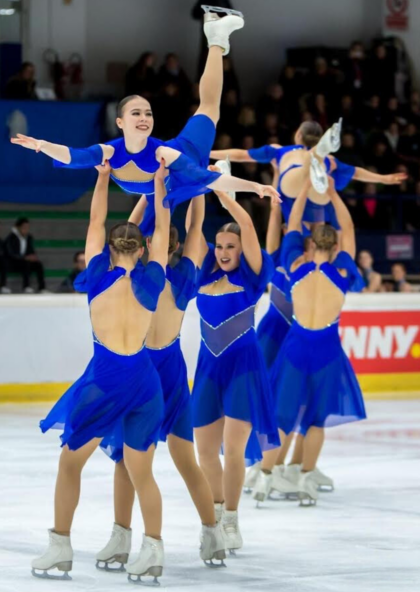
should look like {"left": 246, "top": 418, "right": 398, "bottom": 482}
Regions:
{"left": 4, "top": 218, "right": 47, "bottom": 293}
{"left": 57, "top": 251, "right": 86, "bottom": 293}
{"left": 0, "top": 237, "right": 11, "bottom": 294}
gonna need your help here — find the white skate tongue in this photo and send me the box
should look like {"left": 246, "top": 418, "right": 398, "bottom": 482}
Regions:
{"left": 202, "top": 5, "right": 244, "bottom": 18}
{"left": 310, "top": 154, "right": 328, "bottom": 194}
{"left": 215, "top": 158, "right": 236, "bottom": 207}
{"left": 315, "top": 118, "right": 342, "bottom": 159}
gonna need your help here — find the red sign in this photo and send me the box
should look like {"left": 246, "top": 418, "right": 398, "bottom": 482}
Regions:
{"left": 385, "top": 0, "right": 409, "bottom": 30}
{"left": 339, "top": 310, "right": 420, "bottom": 374}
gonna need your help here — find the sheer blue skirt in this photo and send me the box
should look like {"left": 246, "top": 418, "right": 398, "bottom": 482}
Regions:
{"left": 257, "top": 304, "right": 291, "bottom": 371}
{"left": 40, "top": 342, "right": 164, "bottom": 462}
{"left": 271, "top": 321, "right": 366, "bottom": 435}
{"left": 147, "top": 337, "right": 193, "bottom": 443}
{"left": 192, "top": 331, "right": 280, "bottom": 463}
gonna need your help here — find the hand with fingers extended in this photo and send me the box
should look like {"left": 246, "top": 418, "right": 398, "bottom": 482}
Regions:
{"left": 95, "top": 160, "right": 111, "bottom": 175}
{"left": 254, "top": 183, "right": 281, "bottom": 204}
{"left": 208, "top": 164, "right": 221, "bottom": 173}
{"left": 381, "top": 172, "right": 408, "bottom": 185}
{"left": 10, "top": 134, "right": 44, "bottom": 152}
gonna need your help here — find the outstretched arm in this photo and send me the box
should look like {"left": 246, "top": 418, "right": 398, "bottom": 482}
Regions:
{"left": 128, "top": 195, "right": 148, "bottom": 226}
{"left": 148, "top": 160, "right": 170, "bottom": 268}
{"left": 183, "top": 195, "right": 205, "bottom": 267}
{"left": 266, "top": 160, "right": 282, "bottom": 254}
{"left": 85, "top": 162, "right": 111, "bottom": 264}
{"left": 10, "top": 134, "right": 114, "bottom": 165}
{"left": 210, "top": 149, "right": 255, "bottom": 162}
{"left": 210, "top": 144, "right": 282, "bottom": 164}
{"left": 352, "top": 167, "right": 407, "bottom": 185}
{"left": 327, "top": 178, "right": 356, "bottom": 259}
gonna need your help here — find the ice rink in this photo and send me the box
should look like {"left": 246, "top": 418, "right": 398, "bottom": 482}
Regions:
{"left": 1, "top": 398, "right": 419, "bottom": 592}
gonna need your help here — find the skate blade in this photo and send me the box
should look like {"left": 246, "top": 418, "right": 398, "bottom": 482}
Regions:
{"left": 202, "top": 5, "right": 244, "bottom": 18}
{"left": 31, "top": 568, "right": 72, "bottom": 581}
{"left": 298, "top": 493, "right": 317, "bottom": 507}
{"left": 204, "top": 559, "right": 227, "bottom": 568}
{"left": 128, "top": 566, "right": 162, "bottom": 586}
{"left": 96, "top": 559, "right": 127, "bottom": 572}
{"left": 228, "top": 548, "right": 240, "bottom": 557}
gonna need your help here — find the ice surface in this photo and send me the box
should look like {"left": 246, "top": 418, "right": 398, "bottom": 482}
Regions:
{"left": 1, "top": 400, "right": 419, "bottom": 592}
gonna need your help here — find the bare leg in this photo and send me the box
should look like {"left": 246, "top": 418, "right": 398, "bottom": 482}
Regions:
{"left": 114, "top": 460, "right": 135, "bottom": 529}
{"left": 54, "top": 438, "right": 100, "bottom": 534}
{"left": 290, "top": 433, "right": 304, "bottom": 465}
{"left": 223, "top": 417, "right": 252, "bottom": 511}
{"left": 261, "top": 447, "right": 280, "bottom": 472}
{"left": 275, "top": 432, "right": 295, "bottom": 465}
{"left": 195, "top": 46, "right": 224, "bottom": 124}
{"left": 123, "top": 444, "right": 161, "bottom": 539}
{"left": 168, "top": 434, "right": 216, "bottom": 526}
{"left": 195, "top": 418, "right": 225, "bottom": 503}
{"left": 302, "top": 427, "right": 325, "bottom": 472}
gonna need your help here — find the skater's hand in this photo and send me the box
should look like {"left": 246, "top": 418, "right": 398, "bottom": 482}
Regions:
{"left": 10, "top": 133, "right": 44, "bottom": 152}
{"left": 381, "top": 172, "right": 408, "bottom": 185}
{"left": 208, "top": 164, "right": 221, "bottom": 173}
{"left": 95, "top": 160, "right": 111, "bottom": 175}
{"left": 255, "top": 183, "right": 281, "bottom": 204}
{"left": 155, "top": 158, "right": 166, "bottom": 184}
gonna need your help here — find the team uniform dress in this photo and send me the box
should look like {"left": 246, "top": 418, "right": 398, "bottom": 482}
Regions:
{"left": 39, "top": 244, "right": 166, "bottom": 462}
{"left": 192, "top": 245, "right": 280, "bottom": 463}
{"left": 248, "top": 145, "right": 355, "bottom": 231}
{"left": 146, "top": 256, "right": 198, "bottom": 443}
{"left": 270, "top": 231, "right": 366, "bottom": 436}
{"left": 53, "top": 115, "right": 221, "bottom": 235}
{"left": 256, "top": 246, "right": 293, "bottom": 371}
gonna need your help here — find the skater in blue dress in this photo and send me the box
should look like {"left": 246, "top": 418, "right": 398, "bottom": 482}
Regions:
{"left": 11, "top": 7, "right": 278, "bottom": 236}
{"left": 191, "top": 179, "right": 279, "bottom": 552}
{"left": 268, "top": 160, "right": 366, "bottom": 507}
{"left": 31, "top": 160, "right": 170, "bottom": 584}
{"left": 211, "top": 120, "right": 407, "bottom": 232}
{"left": 96, "top": 195, "right": 226, "bottom": 569}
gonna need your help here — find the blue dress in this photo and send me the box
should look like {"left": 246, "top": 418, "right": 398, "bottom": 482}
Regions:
{"left": 192, "top": 245, "right": 280, "bottom": 463}
{"left": 248, "top": 145, "right": 356, "bottom": 231}
{"left": 53, "top": 115, "right": 221, "bottom": 236}
{"left": 270, "top": 231, "right": 366, "bottom": 435}
{"left": 256, "top": 247, "right": 293, "bottom": 371}
{"left": 146, "top": 256, "right": 197, "bottom": 443}
{"left": 39, "top": 245, "right": 166, "bottom": 463}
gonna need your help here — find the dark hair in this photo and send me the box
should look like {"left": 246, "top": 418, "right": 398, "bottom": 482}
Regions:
{"left": 21, "top": 61, "right": 34, "bottom": 72}
{"left": 392, "top": 262, "right": 406, "bottom": 272}
{"left": 109, "top": 222, "right": 143, "bottom": 254}
{"left": 15, "top": 217, "right": 29, "bottom": 228}
{"left": 298, "top": 121, "right": 323, "bottom": 148}
{"left": 216, "top": 222, "right": 241, "bottom": 237}
{"left": 311, "top": 224, "right": 338, "bottom": 252}
{"left": 73, "top": 250, "right": 85, "bottom": 263}
{"left": 117, "top": 95, "right": 150, "bottom": 118}
{"left": 169, "top": 224, "right": 179, "bottom": 255}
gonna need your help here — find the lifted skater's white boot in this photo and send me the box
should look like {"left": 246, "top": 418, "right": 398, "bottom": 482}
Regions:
{"left": 31, "top": 529, "right": 73, "bottom": 580}
{"left": 222, "top": 510, "right": 243, "bottom": 555}
{"left": 253, "top": 470, "right": 272, "bottom": 504}
{"left": 298, "top": 471, "right": 319, "bottom": 506}
{"left": 313, "top": 467, "right": 334, "bottom": 491}
{"left": 315, "top": 118, "right": 342, "bottom": 159}
{"left": 200, "top": 523, "right": 227, "bottom": 567}
{"left": 127, "top": 535, "right": 164, "bottom": 585}
{"left": 310, "top": 154, "right": 328, "bottom": 194}
{"left": 203, "top": 5, "right": 245, "bottom": 56}
{"left": 243, "top": 461, "right": 261, "bottom": 492}
{"left": 96, "top": 523, "right": 132, "bottom": 572}
{"left": 215, "top": 158, "right": 236, "bottom": 204}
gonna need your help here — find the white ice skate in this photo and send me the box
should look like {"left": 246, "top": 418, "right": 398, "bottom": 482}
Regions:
{"left": 200, "top": 523, "right": 227, "bottom": 567}
{"left": 310, "top": 154, "right": 328, "bottom": 194}
{"left": 96, "top": 523, "right": 132, "bottom": 572}
{"left": 283, "top": 463, "right": 301, "bottom": 486}
{"left": 202, "top": 5, "right": 245, "bottom": 56}
{"left": 214, "top": 158, "right": 236, "bottom": 205}
{"left": 252, "top": 470, "right": 272, "bottom": 504}
{"left": 298, "top": 471, "right": 319, "bottom": 506}
{"left": 127, "top": 535, "right": 164, "bottom": 585}
{"left": 222, "top": 510, "right": 243, "bottom": 555}
{"left": 313, "top": 467, "right": 334, "bottom": 492}
{"left": 214, "top": 502, "right": 224, "bottom": 524}
{"left": 31, "top": 529, "right": 73, "bottom": 580}
{"left": 315, "top": 118, "right": 343, "bottom": 159}
{"left": 243, "top": 461, "right": 261, "bottom": 493}
{"left": 269, "top": 465, "right": 299, "bottom": 500}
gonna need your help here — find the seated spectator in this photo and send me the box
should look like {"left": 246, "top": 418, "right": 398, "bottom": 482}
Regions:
{"left": 4, "top": 218, "right": 47, "bottom": 294}
{"left": 366, "top": 140, "right": 396, "bottom": 174}
{"left": 0, "top": 237, "right": 11, "bottom": 294}
{"left": 336, "top": 132, "right": 364, "bottom": 168}
{"left": 311, "top": 93, "right": 330, "bottom": 129}
{"left": 125, "top": 52, "right": 157, "bottom": 99}
{"left": 223, "top": 56, "right": 240, "bottom": 98}
{"left": 358, "top": 182, "right": 391, "bottom": 230}
{"left": 4, "top": 62, "right": 37, "bottom": 100}
{"left": 383, "top": 96, "right": 404, "bottom": 128}
{"left": 57, "top": 251, "right": 86, "bottom": 294}
{"left": 339, "top": 94, "right": 358, "bottom": 130}
{"left": 235, "top": 105, "right": 257, "bottom": 142}
{"left": 404, "top": 180, "right": 420, "bottom": 232}
{"left": 279, "top": 64, "right": 303, "bottom": 110}
{"left": 158, "top": 53, "right": 191, "bottom": 101}
{"left": 357, "top": 250, "right": 383, "bottom": 292}
{"left": 214, "top": 133, "right": 233, "bottom": 150}
{"left": 397, "top": 123, "right": 420, "bottom": 177}
{"left": 258, "top": 112, "right": 280, "bottom": 143}
{"left": 403, "top": 91, "right": 420, "bottom": 128}
{"left": 367, "top": 44, "right": 396, "bottom": 101}
{"left": 219, "top": 89, "right": 240, "bottom": 136}
{"left": 257, "top": 84, "right": 287, "bottom": 122}
{"left": 384, "top": 122, "right": 400, "bottom": 152}
{"left": 361, "top": 95, "right": 384, "bottom": 131}
{"left": 390, "top": 263, "right": 412, "bottom": 292}
{"left": 307, "top": 57, "right": 337, "bottom": 101}
{"left": 343, "top": 41, "right": 367, "bottom": 97}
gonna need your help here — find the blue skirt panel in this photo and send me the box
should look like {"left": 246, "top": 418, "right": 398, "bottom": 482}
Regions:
{"left": 257, "top": 304, "right": 291, "bottom": 371}
{"left": 147, "top": 337, "right": 193, "bottom": 443}
{"left": 271, "top": 321, "right": 366, "bottom": 435}
{"left": 40, "top": 342, "right": 164, "bottom": 462}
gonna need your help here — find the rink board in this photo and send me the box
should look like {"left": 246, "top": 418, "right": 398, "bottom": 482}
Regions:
{"left": 0, "top": 293, "right": 419, "bottom": 402}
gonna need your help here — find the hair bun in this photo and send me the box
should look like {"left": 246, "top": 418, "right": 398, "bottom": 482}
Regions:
{"left": 111, "top": 237, "right": 140, "bottom": 253}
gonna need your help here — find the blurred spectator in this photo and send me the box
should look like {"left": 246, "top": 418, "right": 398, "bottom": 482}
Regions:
{"left": 158, "top": 53, "right": 191, "bottom": 101}
{"left": 153, "top": 82, "right": 188, "bottom": 139}
{"left": 4, "top": 62, "right": 37, "bottom": 100}
{"left": 366, "top": 140, "right": 396, "bottom": 174}
{"left": 0, "top": 237, "right": 11, "bottom": 294}
{"left": 125, "top": 52, "right": 157, "bottom": 99}
{"left": 220, "top": 89, "right": 240, "bottom": 136}
{"left": 311, "top": 93, "right": 330, "bottom": 129}
{"left": 222, "top": 57, "right": 240, "bottom": 98}
{"left": 308, "top": 57, "right": 337, "bottom": 100}
{"left": 214, "top": 133, "right": 233, "bottom": 150}
{"left": 390, "top": 263, "right": 412, "bottom": 292}
{"left": 358, "top": 183, "right": 390, "bottom": 230}
{"left": 383, "top": 96, "right": 404, "bottom": 128}
{"left": 403, "top": 91, "right": 420, "bottom": 127}
{"left": 336, "top": 132, "right": 364, "bottom": 167}
{"left": 339, "top": 94, "right": 358, "bottom": 130}
{"left": 57, "top": 251, "right": 86, "bottom": 294}
{"left": 236, "top": 106, "right": 257, "bottom": 142}
{"left": 257, "top": 84, "right": 286, "bottom": 122}
{"left": 361, "top": 95, "right": 384, "bottom": 131}
{"left": 357, "top": 250, "right": 382, "bottom": 292}
{"left": 258, "top": 112, "right": 280, "bottom": 143}
{"left": 344, "top": 41, "right": 367, "bottom": 97}
{"left": 404, "top": 180, "right": 420, "bottom": 232}
{"left": 384, "top": 122, "right": 400, "bottom": 152}
{"left": 4, "top": 218, "right": 47, "bottom": 294}
{"left": 397, "top": 123, "right": 420, "bottom": 177}
{"left": 367, "top": 44, "right": 395, "bottom": 100}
